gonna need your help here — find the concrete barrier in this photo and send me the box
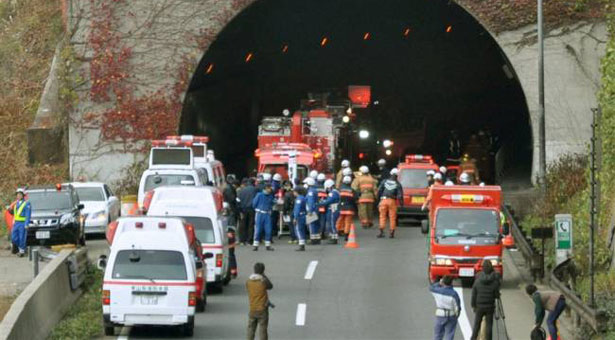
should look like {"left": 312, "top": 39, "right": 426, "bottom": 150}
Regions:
{"left": 0, "top": 249, "right": 86, "bottom": 340}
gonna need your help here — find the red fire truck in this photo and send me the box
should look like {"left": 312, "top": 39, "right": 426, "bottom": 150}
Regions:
{"left": 254, "top": 143, "right": 314, "bottom": 182}
{"left": 397, "top": 155, "right": 440, "bottom": 219}
{"left": 422, "top": 185, "right": 509, "bottom": 283}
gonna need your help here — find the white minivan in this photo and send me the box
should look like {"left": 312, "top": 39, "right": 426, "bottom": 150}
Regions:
{"left": 102, "top": 217, "right": 200, "bottom": 336}
{"left": 146, "top": 186, "right": 232, "bottom": 291}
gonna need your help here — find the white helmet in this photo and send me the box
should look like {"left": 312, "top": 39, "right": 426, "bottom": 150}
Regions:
{"left": 479, "top": 182, "right": 486, "bottom": 187}
{"left": 342, "top": 168, "right": 352, "bottom": 176}
{"left": 262, "top": 173, "right": 272, "bottom": 181}
{"left": 439, "top": 166, "right": 447, "bottom": 174}
{"left": 444, "top": 180, "right": 454, "bottom": 186}
{"left": 434, "top": 173, "right": 443, "bottom": 181}
{"left": 324, "top": 179, "right": 335, "bottom": 190}
{"left": 359, "top": 165, "right": 369, "bottom": 174}
{"left": 15, "top": 188, "right": 26, "bottom": 194}
{"left": 459, "top": 172, "right": 471, "bottom": 184}
{"left": 317, "top": 173, "right": 326, "bottom": 182}
{"left": 273, "top": 173, "right": 282, "bottom": 181}
{"left": 426, "top": 170, "right": 436, "bottom": 176}
{"left": 378, "top": 159, "right": 386, "bottom": 166}
{"left": 342, "top": 175, "right": 352, "bottom": 184}
{"left": 303, "top": 177, "right": 316, "bottom": 186}
{"left": 390, "top": 168, "right": 399, "bottom": 176}
{"left": 341, "top": 159, "right": 350, "bottom": 168}
{"left": 309, "top": 170, "right": 319, "bottom": 179}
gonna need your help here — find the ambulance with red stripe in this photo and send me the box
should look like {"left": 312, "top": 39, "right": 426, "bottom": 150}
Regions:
{"left": 396, "top": 155, "right": 440, "bottom": 219}
{"left": 102, "top": 216, "right": 210, "bottom": 337}
{"left": 422, "top": 185, "right": 509, "bottom": 283}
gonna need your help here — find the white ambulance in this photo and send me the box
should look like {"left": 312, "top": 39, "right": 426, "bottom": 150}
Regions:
{"left": 101, "top": 217, "right": 201, "bottom": 336}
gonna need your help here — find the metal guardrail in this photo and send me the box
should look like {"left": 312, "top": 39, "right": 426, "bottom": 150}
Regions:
{"left": 551, "top": 260, "right": 608, "bottom": 333}
{"left": 502, "top": 205, "right": 535, "bottom": 261}
{"left": 66, "top": 247, "right": 88, "bottom": 290}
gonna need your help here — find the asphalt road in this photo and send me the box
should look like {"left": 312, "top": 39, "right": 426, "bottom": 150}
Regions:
{"left": 91, "top": 221, "right": 516, "bottom": 340}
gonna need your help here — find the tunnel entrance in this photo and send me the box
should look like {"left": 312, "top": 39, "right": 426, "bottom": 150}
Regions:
{"left": 181, "top": 0, "right": 532, "bottom": 183}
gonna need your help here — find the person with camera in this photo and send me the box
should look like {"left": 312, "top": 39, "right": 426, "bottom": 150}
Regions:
{"left": 470, "top": 260, "right": 501, "bottom": 340}
{"left": 246, "top": 262, "right": 274, "bottom": 340}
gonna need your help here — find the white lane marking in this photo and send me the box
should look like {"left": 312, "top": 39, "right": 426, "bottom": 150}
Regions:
{"left": 304, "top": 260, "right": 318, "bottom": 280}
{"left": 295, "top": 303, "right": 307, "bottom": 326}
{"left": 454, "top": 287, "right": 472, "bottom": 340}
{"left": 117, "top": 335, "right": 128, "bottom": 340}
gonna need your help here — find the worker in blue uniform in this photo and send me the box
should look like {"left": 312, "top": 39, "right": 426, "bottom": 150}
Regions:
{"left": 304, "top": 177, "right": 321, "bottom": 245}
{"left": 10, "top": 188, "right": 31, "bottom": 257}
{"left": 292, "top": 186, "right": 308, "bottom": 251}
{"left": 251, "top": 184, "right": 274, "bottom": 251}
{"left": 319, "top": 179, "right": 340, "bottom": 244}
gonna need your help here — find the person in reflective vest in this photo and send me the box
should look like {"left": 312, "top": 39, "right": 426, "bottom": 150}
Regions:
{"left": 304, "top": 177, "right": 321, "bottom": 244}
{"left": 251, "top": 184, "right": 274, "bottom": 251}
{"left": 318, "top": 179, "right": 340, "bottom": 244}
{"left": 292, "top": 186, "right": 308, "bottom": 251}
{"left": 377, "top": 169, "right": 404, "bottom": 238}
{"left": 336, "top": 176, "right": 357, "bottom": 241}
{"left": 10, "top": 188, "right": 31, "bottom": 256}
{"left": 351, "top": 166, "right": 377, "bottom": 228}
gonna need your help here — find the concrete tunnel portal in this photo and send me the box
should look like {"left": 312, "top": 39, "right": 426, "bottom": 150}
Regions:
{"left": 180, "top": 0, "right": 533, "bottom": 182}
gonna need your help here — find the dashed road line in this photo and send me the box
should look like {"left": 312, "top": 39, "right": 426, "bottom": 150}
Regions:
{"left": 304, "top": 260, "right": 318, "bottom": 280}
{"left": 295, "top": 303, "right": 307, "bottom": 326}
{"left": 454, "top": 287, "right": 472, "bottom": 340}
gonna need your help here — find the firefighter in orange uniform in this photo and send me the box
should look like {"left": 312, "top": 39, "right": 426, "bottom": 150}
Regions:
{"left": 336, "top": 160, "right": 351, "bottom": 188}
{"left": 352, "top": 166, "right": 377, "bottom": 228}
{"left": 421, "top": 173, "right": 444, "bottom": 212}
{"left": 377, "top": 169, "right": 403, "bottom": 238}
{"left": 336, "top": 176, "right": 357, "bottom": 240}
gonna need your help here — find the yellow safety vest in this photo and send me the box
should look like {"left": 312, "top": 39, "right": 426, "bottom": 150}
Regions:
{"left": 13, "top": 201, "right": 28, "bottom": 222}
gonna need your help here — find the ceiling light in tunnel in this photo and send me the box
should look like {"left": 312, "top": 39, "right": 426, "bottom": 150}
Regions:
{"left": 282, "top": 109, "right": 290, "bottom": 117}
{"left": 363, "top": 32, "right": 370, "bottom": 40}
{"left": 446, "top": 25, "right": 453, "bottom": 33}
{"left": 245, "top": 52, "right": 254, "bottom": 63}
{"left": 282, "top": 44, "right": 289, "bottom": 53}
{"left": 320, "top": 37, "right": 328, "bottom": 47}
{"left": 342, "top": 115, "right": 350, "bottom": 124}
{"left": 205, "top": 63, "right": 214, "bottom": 74}
{"left": 385, "top": 149, "right": 392, "bottom": 156}
{"left": 359, "top": 130, "right": 370, "bottom": 139}
{"left": 383, "top": 140, "right": 393, "bottom": 148}
{"left": 403, "top": 27, "right": 411, "bottom": 37}
{"left": 346, "top": 107, "right": 352, "bottom": 114}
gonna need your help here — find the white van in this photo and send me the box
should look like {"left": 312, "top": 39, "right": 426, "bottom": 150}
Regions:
{"left": 146, "top": 186, "right": 232, "bottom": 291}
{"left": 197, "top": 153, "right": 226, "bottom": 189}
{"left": 102, "top": 217, "right": 200, "bottom": 336}
{"left": 137, "top": 168, "right": 209, "bottom": 207}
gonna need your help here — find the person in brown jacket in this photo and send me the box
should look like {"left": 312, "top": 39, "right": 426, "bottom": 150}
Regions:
{"left": 352, "top": 166, "right": 377, "bottom": 228}
{"left": 246, "top": 262, "right": 273, "bottom": 340}
{"left": 526, "top": 284, "right": 566, "bottom": 340}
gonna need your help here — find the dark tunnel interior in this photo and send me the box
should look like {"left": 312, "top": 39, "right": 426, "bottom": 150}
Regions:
{"left": 180, "top": 0, "right": 533, "bottom": 181}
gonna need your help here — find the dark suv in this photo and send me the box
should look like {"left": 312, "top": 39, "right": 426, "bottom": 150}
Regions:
{"left": 27, "top": 184, "right": 85, "bottom": 247}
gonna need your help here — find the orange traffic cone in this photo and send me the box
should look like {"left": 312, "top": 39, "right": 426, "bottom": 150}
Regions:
{"left": 345, "top": 224, "right": 359, "bottom": 249}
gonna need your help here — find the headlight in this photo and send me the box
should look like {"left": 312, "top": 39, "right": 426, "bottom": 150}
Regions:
{"left": 430, "top": 256, "right": 453, "bottom": 266}
{"left": 59, "top": 214, "right": 75, "bottom": 226}
{"left": 487, "top": 257, "right": 501, "bottom": 266}
{"left": 89, "top": 210, "right": 107, "bottom": 222}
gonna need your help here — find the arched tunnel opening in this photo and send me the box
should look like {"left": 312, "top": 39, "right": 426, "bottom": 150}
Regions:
{"left": 180, "top": 0, "right": 532, "bottom": 183}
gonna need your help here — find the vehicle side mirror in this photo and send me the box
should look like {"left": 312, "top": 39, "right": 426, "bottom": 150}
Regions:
{"left": 502, "top": 223, "right": 510, "bottom": 236}
{"left": 77, "top": 203, "right": 85, "bottom": 210}
{"left": 97, "top": 255, "right": 107, "bottom": 270}
{"left": 204, "top": 253, "right": 214, "bottom": 259}
{"left": 421, "top": 219, "right": 429, "bottom": 234}
{"left": 195, "top": 260, "right": 204, "bottom": 270}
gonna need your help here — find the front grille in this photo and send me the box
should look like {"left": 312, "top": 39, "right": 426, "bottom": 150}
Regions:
{"left": 30, "top": 219, "right": 59, "bottom": 227}
{"left": 453, "top": 258, "right": 479, "bottom": 264}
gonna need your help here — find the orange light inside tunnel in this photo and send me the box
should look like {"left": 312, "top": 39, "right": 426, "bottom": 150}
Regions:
{"left": 446, "top": 25, "right": 453, "bottom": 33}
{"left": 363, "top": 32, "right": 370, "bottom": 40}
{"left": 320, "top": 37, "right": 328, "bottom": 46}
{"left": 245, "top": 52, "right": 253, "bottom": 62}
{"left": 205, "top": 63, "right": 214, "bottom": 74}
{"left": 358, "top": 153, "right": 365, "bottom": 160}
{"left": 403, "top": 28, "right": 411, "bottom": 37}
{"left": 282, "top": 44, "right": 289, "bottom": 53}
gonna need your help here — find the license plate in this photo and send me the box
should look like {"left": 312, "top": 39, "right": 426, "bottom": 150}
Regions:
{"left": 35, "top": 231, "right": 50, "bottom": 239}
{"left": 140, "top": 295, "right": 158, "bottom": 305}
{"left": 459, "top": 268, "right": 475, "bottom": 277}
{"left": 411, "top": 196, "right": 425, "bottom": 204}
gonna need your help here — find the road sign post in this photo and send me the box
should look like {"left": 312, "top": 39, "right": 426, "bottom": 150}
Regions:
{"left": 554, "top": 214, "right": 573, "bottom": 266}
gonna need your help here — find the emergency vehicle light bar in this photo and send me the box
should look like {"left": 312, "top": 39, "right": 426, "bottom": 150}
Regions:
{"left": 166, "top": 135, "right": 209, "bottom": 143}
{"left": 151, "top": 139, "right": 193, "bottom": 147}
{"left": 405, "top": 154, "right": 434, "bottom": 164}
{"left": 442, "top": 194, "right": 490, "bottom": 204}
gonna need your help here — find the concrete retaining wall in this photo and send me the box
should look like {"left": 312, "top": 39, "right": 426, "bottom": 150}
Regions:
{"left": 0, "top": 250, "right": 82, "bottom": 340}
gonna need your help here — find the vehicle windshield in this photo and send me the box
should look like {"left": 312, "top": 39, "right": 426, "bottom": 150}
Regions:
{"left": 435, "top": 208, "right": 499, "bottom": 245}
{"left": 399, "top": 169, "right": 430, "bottom": 188}
{"left": 112, "top": 250, "right": 187, "bottom": 280}
{"left": 181, "top": 216, "right": 215, "bottom": 244}
{"left": 27, "top": 191, "right": 72, "bottom": 210}
{"left": 262, "top": 164, "right": 308, "bottom": 181}
{"left": 144, "top": 174, "right": 196, "bottom": 192}
{"left": 75, "top": 187, "right": 105, "bottom": 201}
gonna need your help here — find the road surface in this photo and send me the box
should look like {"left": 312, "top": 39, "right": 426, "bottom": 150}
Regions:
{"left": 89, "top": 223, "right": 530, "bottom": 340}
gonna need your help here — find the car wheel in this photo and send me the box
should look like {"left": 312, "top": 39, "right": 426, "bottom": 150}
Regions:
{"left": 196, "top": 297, "right": 205, "bottom": 312}
{"left": 104, "top": 325, "right": 115, "bottom": 336}
{"left": 182, "top": 317, "right": 194, "bottom": 337}
{"left": 223, "top": 267, "right": 232, "bottom": 286}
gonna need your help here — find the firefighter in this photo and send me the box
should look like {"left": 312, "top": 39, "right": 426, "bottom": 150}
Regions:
{"left": 460, "top": 154, "right": 480, "bottom": 184}
{"left": 251, "top": 184, "right": 275, "bottom": 251}
{"left": 377, "top": 159, "right": 389, "bottom": 185}
{"left": 426, "top": 170, "right": 436, "bottom": 187}
{"left": 352, "top": 166, "right": 377, "bottom": 228}
{"left": 336, "top": 175, "right": 357, "bottom": 240}
{"left": 316, "top": 173, "right": 327, "bottom": 239}
{"left": 309, "top": 170, "right": 319, "bottom": 180}
{"left": 377, "top": 169, "right": 403, "bottom": 238}
{"left": 448, "top": 129, "right": 462, "bottom": 159}
{"left": 304, "top": 177, "right": 321, "bottom": 244}
{"left": 459, "top": 172, "right": 472, "bottom": 185}
{"left": 336, "top": 159, "right": 351, "bottom": 188}
{"left": 292, "top": 186, "right": 308, "bottom": 251}
{"left": 439, "top": 166, "right": 447, "bottom": 178}
{"left": 319, "top": 179, "right": 340, "bottom": 244}
{"left": 422, "top": 173, "right": 444, "bottom": 211}
{"left": 9, "top": 188, "right": 31, "bottom": 257}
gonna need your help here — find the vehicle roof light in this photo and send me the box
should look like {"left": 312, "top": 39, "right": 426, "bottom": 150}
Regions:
{"left": 450, "top": 194, "right": 485, "bottom": 204}
{"left": 405, "top": 154, "right": 434, "bottom": 164}
{"left": 158, "top": 222, "right": 166, "bottom": 229}
{"left": 166, "top": 135, "right": 209, "bottom": 143}
{"left": 55, "top": 183, "right": 62, "bottom": 191}
{"left": 135, "top": 222, "right": 143, "bottom": 228}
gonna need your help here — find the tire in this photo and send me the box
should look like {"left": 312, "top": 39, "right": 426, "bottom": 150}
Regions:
{"left": 196, "top": 297, "right": 205, "bottom": 312}
{"left": 104, "top": 326, "right": 115, "bottom": 336}
{"left": 223, "top": 267, "right": 232, "bottom": 286}
{"left": 183, "top": 317, "right": 194, "bottom": 337}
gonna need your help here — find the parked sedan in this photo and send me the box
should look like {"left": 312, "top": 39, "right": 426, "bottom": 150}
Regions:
{"left": 70, "top": 182, "right": 120, "bottom": 234}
